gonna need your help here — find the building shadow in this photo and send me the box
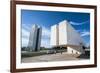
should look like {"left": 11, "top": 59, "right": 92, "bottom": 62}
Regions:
{"left": 77, "top": 51, "right": 90, "bottom": 59}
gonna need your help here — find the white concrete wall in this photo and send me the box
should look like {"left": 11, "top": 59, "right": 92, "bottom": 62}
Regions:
{"left": 50, "top": 25, "right": 59, "bottom": 46}
{"left": 58, "top": 20, "right": 85, "bottom": 54}
{"left": 67, "top": 46, "right": 85, "bottom": 54}
{"left": 58, "top": 20, "right": 84, "bottom": 46}
{"left": 59, "top": 20, "right": 67, "bottom": 45}
{"left": 51, "top": 20, "right": 85, "bottom": 54}
{"left": 66, "top": 20, "right": 85, "bottom": 46}
{"left": 51, "top": 20, "right": 84, "bottom": 47}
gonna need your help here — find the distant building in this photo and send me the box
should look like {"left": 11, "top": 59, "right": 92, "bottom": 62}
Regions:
{"left": 28, "top": 25, "right": 42, "bottom": 51}
{"left": 50, "top": 20, "right": 85, "bottom": 54}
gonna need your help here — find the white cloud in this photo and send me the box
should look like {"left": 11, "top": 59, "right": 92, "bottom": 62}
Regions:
{"left": 22, "top": 37, "right": 29, "bottom": 47}
{"left": 42, "top": 26, "right": 50, "bottom": 38}
{"left": 22, "top": 24, "right": 31, "bottom": 31}
{"left": 76, "top": 29, "right": 90, "bottom": 37}
{"left": 69, "top": 20, "right": 89, "bottom": 25}
{"left": 22, "top": 25, "right": 30, "bottom": 47}
{"left": 80, "top": 30, "right": 90, "bottom": 37}
{"left": 41, "top": 26, "right": 51, "bottom": 48}
{"left": 41, "top": 39, "right": 50, "bottom": 48}
{"left": 22, "top": 28, "right": 30, "bottom": 38}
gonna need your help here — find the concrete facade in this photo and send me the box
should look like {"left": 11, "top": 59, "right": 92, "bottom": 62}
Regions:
{"left": 36, "top": 27, "right": 42, "bottom": 51}
{"left": 28, "top": 25, "right": 42, "bottom": 51}
{"left": 50, "top": 20, "right": 85, "bottom": 54}
{"left": 50, "top": 25, "right": 59, "bottom": 46}
{"left": 59, "top": 20, "right": 67, "bottom": 45}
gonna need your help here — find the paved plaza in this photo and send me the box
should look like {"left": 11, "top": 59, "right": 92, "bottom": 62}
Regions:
{"left": 21, "top": 52, "right": 87, "bottom": 63}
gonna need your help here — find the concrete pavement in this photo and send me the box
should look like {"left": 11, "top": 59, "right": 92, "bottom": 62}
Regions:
{"left": 21, "top": 52, "right": 87, "bottom": 63}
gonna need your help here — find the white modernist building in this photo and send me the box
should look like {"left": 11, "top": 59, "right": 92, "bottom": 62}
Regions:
{"left": 50, "top": 20, "right": 85, "bottom": 54}
{"left": 28, "top": 25, "right": 42, "bottom": 51}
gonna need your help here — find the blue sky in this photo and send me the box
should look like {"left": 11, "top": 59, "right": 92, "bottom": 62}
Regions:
{"left": 21, "top": 9, "right": 90, "bottom": 48}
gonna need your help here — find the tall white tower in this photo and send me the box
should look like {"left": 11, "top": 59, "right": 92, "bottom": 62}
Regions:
{"left": 28, "top": 25, "right": 42, "bottom": 51}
